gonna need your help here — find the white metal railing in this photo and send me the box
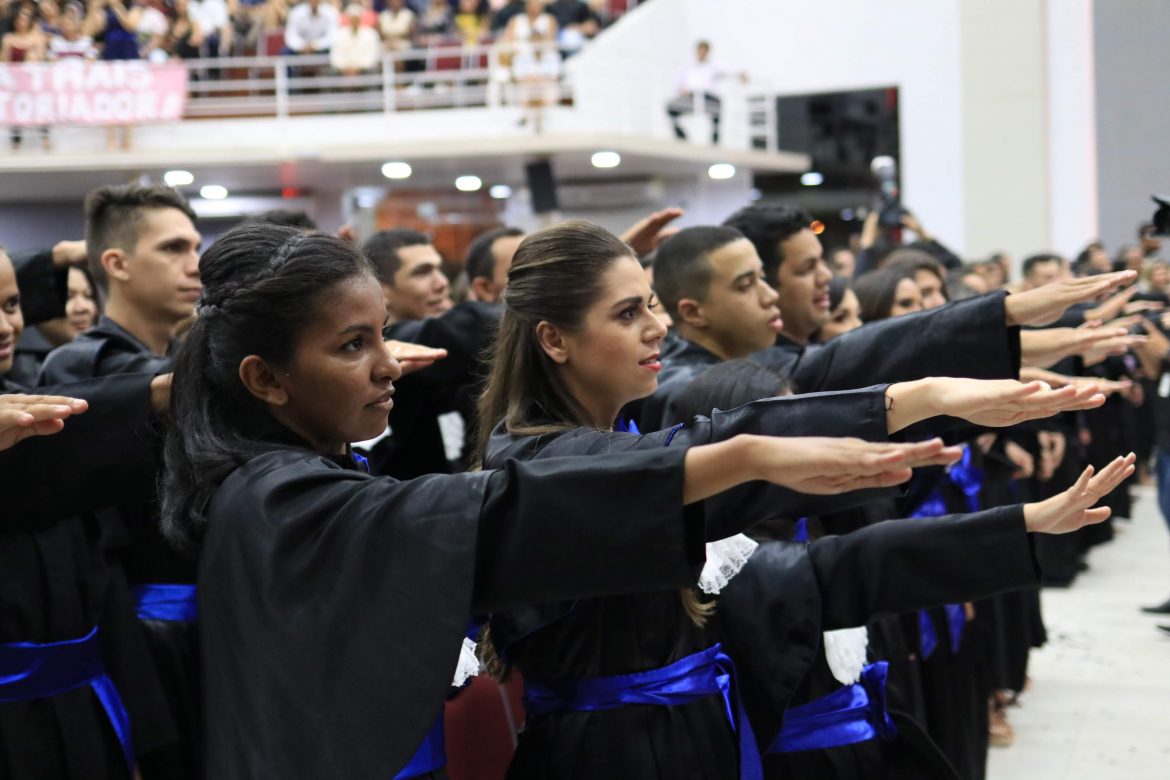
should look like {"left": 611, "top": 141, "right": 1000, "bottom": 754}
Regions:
{"left": 177, "top": 42, "right": 573, "bottom": 119}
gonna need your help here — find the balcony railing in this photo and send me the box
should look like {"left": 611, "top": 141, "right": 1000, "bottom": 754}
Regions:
{"left": 179, "top": 42, "right": 572, "bottom": 119}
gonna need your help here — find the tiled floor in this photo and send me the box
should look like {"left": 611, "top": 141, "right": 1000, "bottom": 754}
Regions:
{"left": 988, "top": 484, "right": 1170, "bottom": 779}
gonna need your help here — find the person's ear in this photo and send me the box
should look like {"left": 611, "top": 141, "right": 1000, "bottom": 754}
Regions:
{"left": 535, "top": 320, "right": 569, "bottom": 364}
{"left": 238, "top": 355, "right": 289, "bottom": 406}
{"left": 675, "top": 297, "right": 708, "bottom": 330}
{"left": 101, "top": 248, "right": 129, "bottom": 283}
{"left": 469, "top": 276, "right": 494, "bottom": 303}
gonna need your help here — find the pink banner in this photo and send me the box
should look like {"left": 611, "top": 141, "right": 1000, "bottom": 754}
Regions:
{"left": 0, "top": 61, "right": 188, "bottom": 127}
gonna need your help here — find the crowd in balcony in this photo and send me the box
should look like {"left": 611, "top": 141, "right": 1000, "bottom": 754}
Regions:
{"left": 0, "top": 0, "right": 616, "bottom": 67}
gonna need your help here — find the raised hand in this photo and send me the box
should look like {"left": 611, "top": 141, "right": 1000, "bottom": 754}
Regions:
{"left": 924, "top": 378, "right": 1105, "bottom": 427}
{"left": 1004, "top": 270, "right": 1137, "bottom": 327}
{"left": 1023, "top": 454, "right": 1136, "bottom": 534}
{"left": 385, "top": 340, "right": 448, "bottom": 376}
{"left": 0, "top": 393, "right": 88, "bottom": 451}
{"left": 750, "top": 436, "right": 962, "bottom": 495}
{"left": 1020, "top": 325, "right": 1144, "bottom": 369}
{"left": 619, "top": 207, "right": 685, "bottom": 258}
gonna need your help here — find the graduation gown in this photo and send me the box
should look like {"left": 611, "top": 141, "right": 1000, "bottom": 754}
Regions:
{"left": 0, "top": 375, "right": 177, "bottom": 779}
{"left": 10, "top": 247, "right": 68, "bottom": 327}
{"left": 35, "top": 316, "right": 198, "bottom": 778}
{"left": 375, "top": 302, "right": 501, "bottom": 477}
{"left": 485, "top": 408, "right": 1042, "bottom": 779}
{"left": 482, "top": 391, "right": 891, "bottom": 779}
{"left": 198, "top": 442, "right": 716, "bottom": 779}
{"left": 721, "top": 506, "right": 1040, "bottom": 780}
{"left": 753, "top": 291, "right": 1020, "bottom": 396}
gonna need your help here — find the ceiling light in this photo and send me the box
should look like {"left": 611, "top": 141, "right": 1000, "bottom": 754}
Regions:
{"left": 591, "top": 151, "right": 621, "bottom": 169}
{"left": 455, "top": 175, "right": 482, "bottom": 192}
{"left": 200, "top": 184, "right": 228, "bottom": 200}
{"left": 381, "top": 161, "right": 412, "bottom": 180}
{"left": 707, "top": 163, "right": 736, "bottom": 180}
{"left": 164, "top": 170, "right": 194, "bottom": 187}
{"left": 801, "top": 171, "right": 825, "bottom": 187}
{"left": 489, "top": 184, "right": 513, "bottom": 199}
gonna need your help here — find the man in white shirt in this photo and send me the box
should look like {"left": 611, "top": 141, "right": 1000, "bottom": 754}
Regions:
{"left": 284, "top": 0, "right": 341, "bottom": 54}
{"left": 188, "top": 0, "right": 233, "bottom": 56}
{"left": 665, "top": 40, "right": 746, "bottom": 145}
{"left": 330, "top": 3, "right": 380, "bottom": 74}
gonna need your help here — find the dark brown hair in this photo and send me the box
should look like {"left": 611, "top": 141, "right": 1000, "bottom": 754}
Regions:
{"left": 84, "top": 184, "right": 197, "bottom": 289}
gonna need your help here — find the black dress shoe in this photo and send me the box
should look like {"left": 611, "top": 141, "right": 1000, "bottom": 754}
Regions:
{"left": 1141, "top": 598, "right": 1170, "bottom": 615}
{"left": 1158, "top": 625, "right": 1170, "bottom": 636}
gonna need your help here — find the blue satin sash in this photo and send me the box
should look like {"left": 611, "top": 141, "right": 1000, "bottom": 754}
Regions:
{"left": 911, "top": 447, "right": 984, "bottom": 657}
{"left": 615, "top": 418, "right": 640, "bottom": 434}
{"left": 133, "top": 584, "right": 198, "bottom": 623}
{"left": 793, "top": 517, "right": 809, "bottom": 542}
{"left": 394, "top": 715, "right": 446, "bottom": 779}
{"left": 0, "top": 626, "right": 135, "bottom": 775}
{"left": 523, "top": 643, "right": 763, "bottom": 780}
{"left": 768, "top": 661, "right": 897, "bottom": 753}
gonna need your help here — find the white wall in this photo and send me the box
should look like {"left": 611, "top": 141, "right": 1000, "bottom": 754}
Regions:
{"left": 573, "top": 0, "right": 968, "bottom": 248}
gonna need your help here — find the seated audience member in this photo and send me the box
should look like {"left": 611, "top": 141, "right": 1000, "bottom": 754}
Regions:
{"left": 666, "top": 40, "right": 746, "bottom": 145}
{"left": 546, "top": 0, "right": 599, "bottom": 54}
{"left": 187, "top": 0, "right": 232, "bottom": 56}
{"left": 379, "top": 0, "right": 415, "bottom": 61}
{"left": 166, "top": 0, "right": 204, "bottom": 59}
{"left": 331, "top": 3, "right": 381, "bottom": 75}
{"left": 284, "top": 0, "right": 339, "bottom": 55}
{"left": 363, "top": 229, "right": 452, "bottom": 326}
{"left": 453, "top": 0, "right": 487, "bottom": 45}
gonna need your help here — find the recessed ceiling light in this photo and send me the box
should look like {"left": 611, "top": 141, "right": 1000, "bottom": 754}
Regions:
{"left": 164, "top": 170, "right": 194, "bottom": 187}
{"left": 381, "top": 161, "right": 412, "bottom": 180}
{"left": 455, "top": 175, "right": 482, "bottom": 192}
{"left": 489, "top": 184, "right": 513, "bottom": 199}
{"left": 200, "top": 184, "right": 228, "bottom": 200}
{"left": 801, "top": 172, "right": 825, "bottom": 187}
{"left": 591, "top": 151, "right": 621, "bottom": 169}
{"left": 708, "top": 163, "right": 736, "bottom": 180}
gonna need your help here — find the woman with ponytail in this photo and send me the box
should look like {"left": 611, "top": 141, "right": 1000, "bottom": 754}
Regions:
{"left": 474, "top": 221, "right": 1133, "bottom": 779}
{"left": 161, "top": 223, "right": 970, "bottom": 779}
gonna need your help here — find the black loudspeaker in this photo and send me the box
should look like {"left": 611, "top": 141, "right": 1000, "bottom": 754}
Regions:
{"left": 526, "top": 159, "right": 560, "bottom": 214}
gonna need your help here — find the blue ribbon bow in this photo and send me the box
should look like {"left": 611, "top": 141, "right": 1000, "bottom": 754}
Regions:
{"left": 0, "top": 627, "right": 135, "bottom": 776}
{"left": 911, "top": 446, "right": 984, "bottom": 657}
{"left": 769, "top": 661, "right": 898, "bottom": 753}
{"left": 524, "top": 643, "right": 763, "bottom": 780}
{"left": 133, "top": 584, "right": 198, "bottom": 623}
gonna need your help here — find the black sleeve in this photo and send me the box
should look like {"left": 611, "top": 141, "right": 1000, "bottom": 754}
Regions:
{"left": 488, "top": 386, "right": 898, "bottom": 539}
{"left": 10, "top": 248, "right": 68, "bottom": 326}
{"left": 783, "top": 291, "right": 1021, "bottom": 394}
{"left": 806, "top": 505, "right": 1040, "bottom": 630}
{"left": 472, "top": 447, "right": 706, "bottom": 612}
{"left": 0, "top": 374, "right": 158, "bottom": 528}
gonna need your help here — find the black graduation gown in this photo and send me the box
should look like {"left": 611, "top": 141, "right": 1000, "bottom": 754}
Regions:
{"left": 0, "top": 375, "right": 177, "bottom": 780}
{"left": 722, "top": 506, "right": 1040, "bottom": 780}
{"left": 198, "top": 443, "right": 716, "bottom": 779}
{"left": 10, "top": 247, "right": 68, "bottom": 327}
{"left": 753, "top": 291, "right": 1021, "bottom": 395}
{"left": 485, "top": 403, "right": 1041, "bottom": 779}
{"left": 36, "top": 316, "right": 198, "bottom": 778}
{"left": 375, "top": 302, "right": 502, "bottom": 477}
{"left": 482, "top": 391, "right": 896, "bottom": 780}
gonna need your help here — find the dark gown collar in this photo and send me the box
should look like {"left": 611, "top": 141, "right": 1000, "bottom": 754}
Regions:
{"left": 1, "top": 375, "right": 28, "bottom": 393}
{"left": 92, "top": 314, "right": 179, "bottom": 357}
{"left": 253, "top": 416, "right": 367, "bottom": 472}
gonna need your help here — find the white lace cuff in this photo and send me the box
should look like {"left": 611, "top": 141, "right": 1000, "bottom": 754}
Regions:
{"left": 698, "top": 534, "right": 759, "bottom": 595}
{"left": 823, "top": 626, "right": 869, "bottom": 685}
{"left": 452, "top": 636, "right": 481, "bottom": 687}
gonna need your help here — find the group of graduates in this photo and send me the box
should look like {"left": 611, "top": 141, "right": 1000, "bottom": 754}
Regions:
{"left": 0, "top": 181, "right": 1159, "bottom": 780}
